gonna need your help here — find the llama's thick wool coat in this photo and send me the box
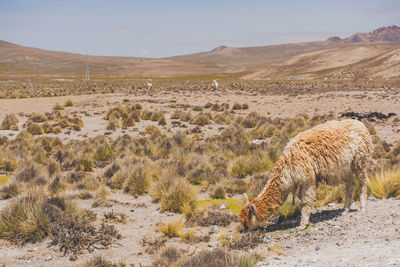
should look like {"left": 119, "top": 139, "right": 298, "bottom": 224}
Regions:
{"left": 239, "top": 119, "right": 372, "bottom": 229}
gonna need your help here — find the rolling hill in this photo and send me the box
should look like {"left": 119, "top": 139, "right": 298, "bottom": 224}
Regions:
{"left": 1, "top": 25, "right": 400, "bottom": 79}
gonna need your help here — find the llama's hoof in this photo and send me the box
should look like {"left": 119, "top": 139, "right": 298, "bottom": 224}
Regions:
{"left": 297, "top": 224, "right": 308, "bottom": 231}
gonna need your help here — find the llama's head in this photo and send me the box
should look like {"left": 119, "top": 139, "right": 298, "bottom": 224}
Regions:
{"left": 238, "top": 193, "right": 258, "bottom": 231}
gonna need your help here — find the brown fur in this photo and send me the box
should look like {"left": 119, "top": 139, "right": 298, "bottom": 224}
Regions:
{"left": 239, "top": 119, "right": 372, "bottom": 230}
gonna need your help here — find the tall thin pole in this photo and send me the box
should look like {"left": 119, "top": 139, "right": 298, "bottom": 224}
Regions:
{"left": 85, "top": 54, "right": 90, "bottom": 80}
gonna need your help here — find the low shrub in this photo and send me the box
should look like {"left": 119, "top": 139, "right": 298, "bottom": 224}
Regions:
{"left": 159, "top": 220, "right": 183, "bottom": 238}
{"left": 27, "top": 123, "right": 44, "bottom": 135}
{"left": 369, "top": 168, "right": 400, "bottom": 199}
{"left": 152, "top": 246, "right": 184, "bottom": 267}
{"left": 1, "top": 114, "right": 18, "bottom": 130}
{"left": 64, "top": 99, "right": 74, "bottom": 107}
{"left": 52, "top": 103, "right": 64, "bottom": 110}
{"left": 125, "top": 166, "right": 152, "bottom": 195}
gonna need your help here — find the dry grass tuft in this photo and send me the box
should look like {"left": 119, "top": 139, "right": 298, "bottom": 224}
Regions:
{"left": 159, "top": 220, "right": 183, "bottom": 238}
{"left": 369, "top": 168, "right": 400, "bottom": 199}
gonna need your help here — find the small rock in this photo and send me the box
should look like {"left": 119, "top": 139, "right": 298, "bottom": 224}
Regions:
{"left": 208, "top": 241, "right": 219, "bottom": 247}
{"left": 44, "top": 256, "right": 52, "bottom": 261}
{"left": 219, "top": 203, "right": 226, "bottom": 210}
{"left": 211, "top": 225, "right": 219, "bottom": 233}
{"left": 273, "top": 256, "right": 281, "bottom": 260}
{"left": 315, "top": 246, "right": 320, "bottom": 251}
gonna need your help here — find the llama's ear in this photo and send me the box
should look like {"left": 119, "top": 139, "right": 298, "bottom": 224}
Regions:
{"left": 243, "top": 193, "right": 249, "bottom": 206}
{"left": 249, "top": 204, "right": 257, "bottom": 216}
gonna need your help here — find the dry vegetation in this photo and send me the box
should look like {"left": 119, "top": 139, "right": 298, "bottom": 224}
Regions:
{"left": 0, "top": 91, "right": 399, "bottom": 265}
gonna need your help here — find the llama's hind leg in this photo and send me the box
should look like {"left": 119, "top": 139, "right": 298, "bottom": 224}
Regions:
{"left": 343, "top": 180, "right": 356, "bottom": 214}
{"left": 359, "top": 171, "right": 368, "bottom": 211}
{"left": 299, "top": 185, "right": 315, "bottom": 230}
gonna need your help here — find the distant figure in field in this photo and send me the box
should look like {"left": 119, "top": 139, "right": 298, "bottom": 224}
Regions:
{"left": 213, "top": 80, "right": 218, "bottom": 91}
{"left": 239, "top": 119, "right": 372, "bottom": 231}
{"left": 146, "top": 80, "right": 152, "bottom": 90}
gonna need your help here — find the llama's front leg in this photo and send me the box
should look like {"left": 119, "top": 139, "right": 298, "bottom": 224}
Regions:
{"left": 343, "top": 180, "right": 356, "bottom": 214}
{"left": 359, "top": 171, "right": 368, "bottom": 211}
{"left": 299, "top": 185, "right": 315, "bottom": 230}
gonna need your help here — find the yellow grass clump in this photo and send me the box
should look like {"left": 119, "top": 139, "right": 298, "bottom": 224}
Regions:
{"left": 369, "top": 168, "right": 400, "bottom": 199}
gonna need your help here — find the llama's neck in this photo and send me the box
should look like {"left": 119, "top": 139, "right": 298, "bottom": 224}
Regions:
{"left": 253, "top": 163, "right": 292, "bottom": 220}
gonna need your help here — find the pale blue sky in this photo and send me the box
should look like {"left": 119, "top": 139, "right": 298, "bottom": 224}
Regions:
{"left": 0, "top": 0, "right": 399, "bottom": 58}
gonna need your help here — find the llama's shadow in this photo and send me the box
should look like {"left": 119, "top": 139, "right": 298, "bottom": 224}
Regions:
{"left": 264, "top": 208, "right": 346, "bottom": 232}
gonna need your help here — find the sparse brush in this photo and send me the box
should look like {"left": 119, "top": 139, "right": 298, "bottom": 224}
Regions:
{"left": 103, "top": 211, "right": 127, "bottom": 224}
{"left": 230, "top": 152, "right": 273, "bottom": 178}
{"left": 0, "top": 189, "right": 50, "bottom": 244}
{"left": 79, "top": 255, "right": 125, "bottom": 267}
{"left": 79, "top": 158, "right": 94, "bottom": 172}
{"left": 192, "top": 106, "right": 204, "bottom": 112}
{"left": 96, "top": 184, "right": 111, "bottom": 199}
{"left": 315, "top": 183, "right": 345, "bottom": 205}
{"left": 276, "top": 195, "right": 301, "bottom": 219}
{"left": 1, "top": 114, "right": 18, "bottom": 130}
{"left": 64, "top": 99, "right": 74, "bottom": 107}
{"left": 30, "top": 113, "right": 47, "bottom": 122}
{"left": 15, "top": 161, "right": 48, "bottom": 184}
{"left": 152, "top": 246, "right": 184, "bottom": 267}
{"left": 27, "top": 123, "right": 44, "bottom": 135}
{"left": 236, "top": 254, "right": 257, "bottom": 267}
{"left": 369, "top": 168, "right": 400, "bottom": 199}
{"left": 209, "top": 184, "right": 226, "bottom": 199}
{"left": 159, "top": 178, "right": 197, "bottom": 213}
{"left": 52, "top": 103, "right": 64, "bottom": 110}
{"left": 159, "top": 220, "right": 183, "bottom": 238}
{"left": 180, "top": 248, "right": 236, "bottom": 267}
{"left": 187, "top": 208, "right": 237, "bottom": 227}
{"left": 125, "top": 166, "right": 152, "bottom": 195}
{"left": 193, "top": 113, "right": 210, "bottom": 126}
{"left": 93, "top": 144, "right": 114, "bottom": 161}
{"left": 106, "top": 117, "right": 121, "bottom": 131}
{"left": 158, "top": 114, "right": 167, "bottom": 126}
{"left": 232, "top": 103, "right": 243, "bottom": 110}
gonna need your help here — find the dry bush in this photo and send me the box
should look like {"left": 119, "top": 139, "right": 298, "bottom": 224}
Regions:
{"left": 1, "top": 114, "right": 18, "bottom": 130}
{"left": 151, "top": 173, "right": 197, "bottom": 213}
{"left": 180, "top": 248, "right": 236, "bottom": 267}
{"left": 27, "top": 123, "right": 44, "bottom": 135}
{"left": 93, "top": 144, "right": 114, "bottom": 162}
{"left": 230, "top": 152, "right": 273, "bottom": 178}
{"left": 276, "top": 195, "right": 301, "bottom": 219}
{"left": 159, "top": 220, "right": 183, "bottom": 238}
{"left": 187, "top": 208, "right": 237, "bottom": 227}
{"left": 315, "top": 183, "right": 345, "bottom": 205}
{"left": 52, "top": 103, "right": 64, "bottom": 110}
{"left": 236, "top": 255, "right": 257, "bottom": 267}
{"left": 232, "top": 103, "right": 243, "bottom": 110}
{"left": 106, "top": 117, "right": 121, "bottom": 130}
{"left": 0, "top": 189, "right": 50, "bottom": 244}
{"left": 103, "top": 211, "right": 127, "bottom": 224}
{"left": 31, "top": 113, "right": 47, "bottom": 122}
{"left": 14, "top": 161, "right": 48, "bottom": 184}
{"left": 64, "top": 99, "right": 74, "bottom": 107}
{"left": 193, "top": 113, "right": 210, "bottom": 126}
{"left": 79, "top": 255, "right": 126, "bottom": 267}
{"left": 124, "top": 166, "right": 152, "bottom": 195}
{"left": 224, "top": 230, "right": 265, "bottom": 250}
{"left": 369, "top": 168, "right": 400, "bottom": 199}
{"left": 209, "top": 184, "right": 226, "bottom": 199}
{"left": 152, "top": 246, "right": 184, "bottom": 267}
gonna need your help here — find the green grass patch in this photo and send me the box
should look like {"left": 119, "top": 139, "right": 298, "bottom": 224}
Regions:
{"left": 196, "top": 198, "right": 243, "bottom": 214}
{"left": 0, "top": 176, "right": 9, "bottom": 186}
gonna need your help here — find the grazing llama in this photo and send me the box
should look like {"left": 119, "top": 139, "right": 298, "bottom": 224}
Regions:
{"left": 239, "top": 119, "right": 372, "bottom": 230}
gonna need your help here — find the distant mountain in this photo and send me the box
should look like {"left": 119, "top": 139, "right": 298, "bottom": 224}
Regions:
{"left": 327, "top": 25, "right": 400, "bottom": 43}
{"left": 1, "top": 25, "right": 400, "bottom": 79}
